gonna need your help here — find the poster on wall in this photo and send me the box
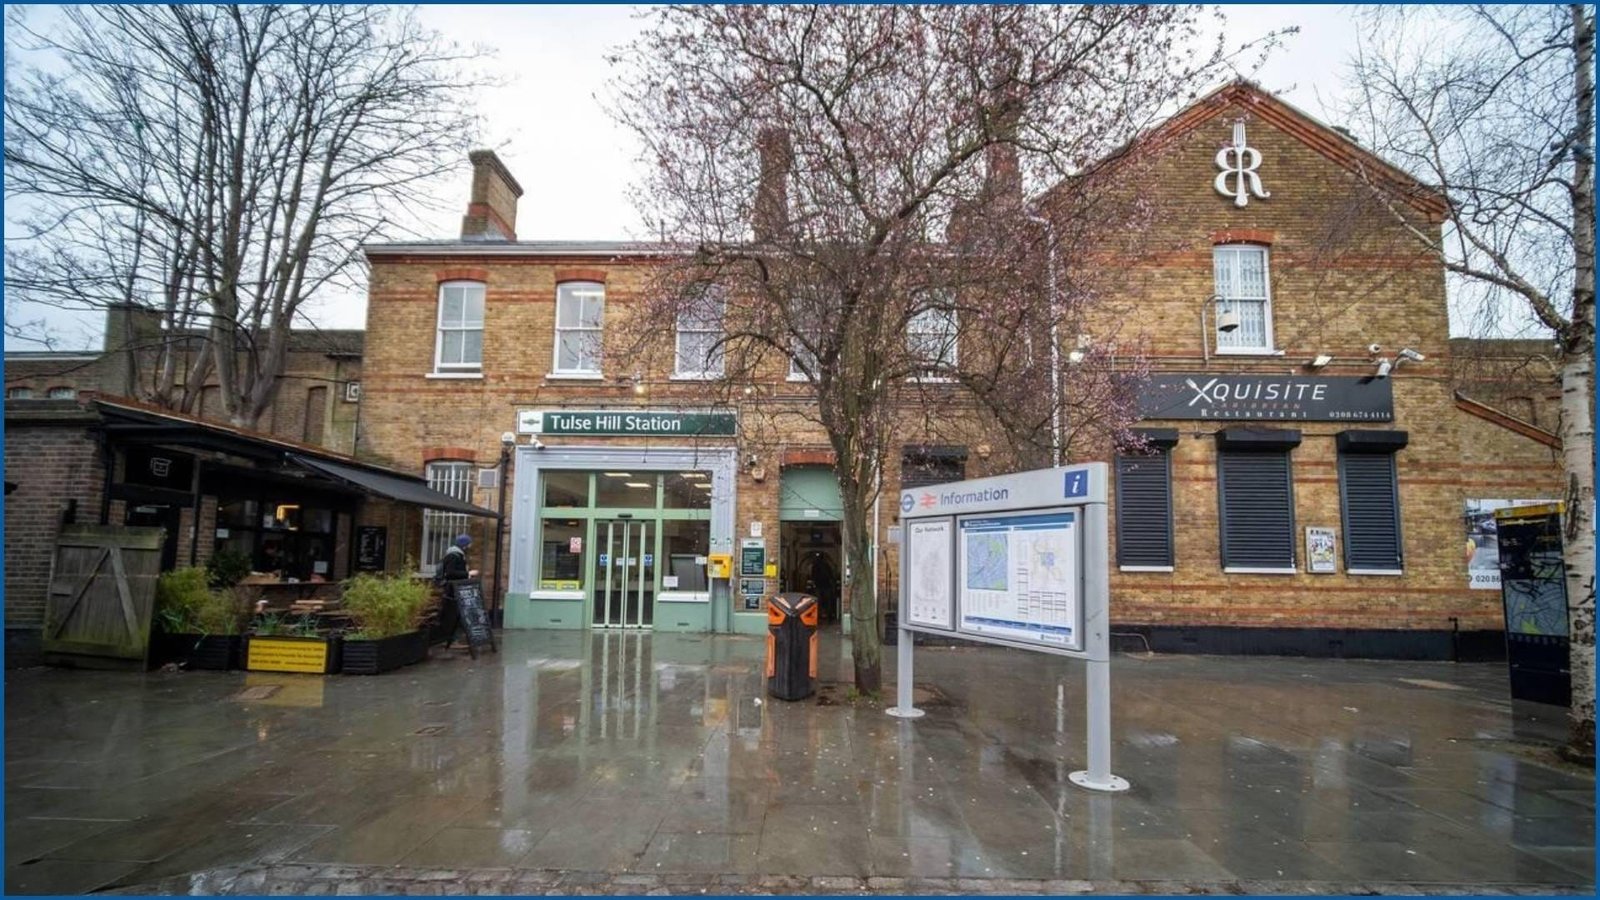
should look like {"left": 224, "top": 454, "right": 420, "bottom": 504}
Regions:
{"left": 1465, "top": 499, "right": 1554, "bottom": 589}
{"left": 1305, "top": 527, "right": 1336, "bottom": 573}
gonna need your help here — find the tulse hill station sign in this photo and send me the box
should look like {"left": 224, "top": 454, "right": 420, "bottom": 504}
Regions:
{"left": 1137, "top": 374, "right": 1393, "bottom": 422}
{"left": 517, "top": 409, "right": 737, "bottom": 437}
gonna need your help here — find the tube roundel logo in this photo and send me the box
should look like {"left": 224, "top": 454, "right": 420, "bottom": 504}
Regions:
{"left": 900, "top": 493, "right": 915, "bottom": 513}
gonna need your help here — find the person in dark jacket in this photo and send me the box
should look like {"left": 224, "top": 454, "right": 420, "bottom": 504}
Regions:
{"left": 438, "top": 533, "right": 473, "bottom": 583}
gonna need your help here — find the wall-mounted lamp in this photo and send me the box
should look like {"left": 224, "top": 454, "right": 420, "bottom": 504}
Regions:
{"left": 1200, "top": 295, "right": 1240, "bottom": 365}
{"left": 1307, "top": 354, "right": 1334, "bottom": 370}
{"left": 1374, "top": 358, "right": 1393, "bottom": 379}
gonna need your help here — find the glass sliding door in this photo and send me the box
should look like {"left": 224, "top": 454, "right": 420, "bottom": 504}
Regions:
{"left": 593, "top": 519, "right": 655, "bottom": 628}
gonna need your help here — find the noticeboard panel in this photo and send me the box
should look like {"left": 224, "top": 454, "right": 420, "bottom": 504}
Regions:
{"left": 955, "top": 510, "right": 1083, "bottom": 653}
{"left": 903, "top": 518, "right": 954, "bottom": 630}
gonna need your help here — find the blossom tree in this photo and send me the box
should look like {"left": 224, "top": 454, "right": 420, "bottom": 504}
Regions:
{"left": 611, "top": 4, "right": 1273, "bottom": 693}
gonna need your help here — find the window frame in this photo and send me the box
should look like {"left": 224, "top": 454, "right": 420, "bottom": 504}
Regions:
{"left": 1212, "top": 244, "right": 1275, "bottom": 355}
{"left": 45, "top": 386, "right": 76, "bottom": 399}
{"left": 552, "top": 281, "right": 606, "bottom": 377}
{"left": 906, "top": 298, "right": 959, "bottom": 380}
{"left": 433, "top": 281, "right": 486, "bottom": 374}
{"left": 673, "top": 286, "right": 726, "bottom": 379}
{"left": 420, "top": 460, "right": 475, "bottom": 575}
{"left": 6, "top": 387, "right": 35, "bottom": 400}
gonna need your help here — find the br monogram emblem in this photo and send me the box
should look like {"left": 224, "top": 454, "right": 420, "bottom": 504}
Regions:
{"left": 1214, "top": 121, "right": 1269, "bottom": 208}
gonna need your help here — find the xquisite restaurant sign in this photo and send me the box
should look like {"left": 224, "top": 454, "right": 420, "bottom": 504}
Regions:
{"left": 517, "top": 409, "right": 737, "bottom": 437}
{"left": 1137, "top": 375, "right": 1393, "bottom": 422}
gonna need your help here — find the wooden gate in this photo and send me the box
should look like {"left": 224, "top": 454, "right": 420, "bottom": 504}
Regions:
{"left": 43, "top": 525, "right": 166, "bottom": 668}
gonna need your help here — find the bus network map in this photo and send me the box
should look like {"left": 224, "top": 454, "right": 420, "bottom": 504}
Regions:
{"left": 957, "top": 511, "right": 1079, "bottom": 649}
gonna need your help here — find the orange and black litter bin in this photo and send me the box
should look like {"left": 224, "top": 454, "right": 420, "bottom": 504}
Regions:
{"left": 766, "top": 592, "right": 819, "bottom": 701}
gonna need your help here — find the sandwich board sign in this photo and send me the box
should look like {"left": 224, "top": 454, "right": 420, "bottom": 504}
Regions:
{"left": 892, "top": 462, "right": 1127, "bottom": 792}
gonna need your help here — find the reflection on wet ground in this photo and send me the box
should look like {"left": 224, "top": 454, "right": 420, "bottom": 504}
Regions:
{"left": 5, "top": 629, "right": 1594, "bottom": 893}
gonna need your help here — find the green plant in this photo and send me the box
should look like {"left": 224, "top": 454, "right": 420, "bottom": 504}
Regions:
{"left": 342, "top": 572, "right": 430, "bottom": 639}
{"left": 155, "top": 567, "right": 211, "bottom": 633}
{"left": 206, "top": 548, "right": 252, "bottom": 588}
{"left": 195, "top": 586, "right": 251, "bottom": 636}
{"left": 250, "top": 613, "right": 321, "bottom": 638}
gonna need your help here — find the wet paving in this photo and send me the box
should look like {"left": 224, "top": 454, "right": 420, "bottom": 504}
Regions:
{"left": 5, "top": 629, "right": 1595, "bottom": 894}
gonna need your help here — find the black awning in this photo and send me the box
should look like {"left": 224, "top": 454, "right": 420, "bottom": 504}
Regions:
{"left": 289, "top": 455, "right": 499, "bottom": 518}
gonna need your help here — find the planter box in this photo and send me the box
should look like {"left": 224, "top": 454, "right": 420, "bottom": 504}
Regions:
{"left": 341, "top": 631, "right": 428, "bottom": 676}
{"left": 149, "top": 631, "right": 242, "bottom": 670}
{"left": 244, "top": 635, "right": 341, "bottom": 674}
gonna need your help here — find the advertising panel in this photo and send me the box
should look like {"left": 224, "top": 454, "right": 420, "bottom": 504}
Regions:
{"left": 1138, "top": 374, "right": 1393, "bottom": 422}
{"left": 1465, "top": 499, "right": 1554, "bottom": 589}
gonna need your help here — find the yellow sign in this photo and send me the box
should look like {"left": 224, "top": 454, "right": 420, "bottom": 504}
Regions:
{"left": 707, "top": 554, "right": 732, "bottom": 579}
{"left": 764, "top": 562, "right": 777, "bottom": 578}
{"left": 246, "top": 637, "right": 329, "bottom": 674}
{"left": 540, "top": 580, "right": 582, "bottom": 591}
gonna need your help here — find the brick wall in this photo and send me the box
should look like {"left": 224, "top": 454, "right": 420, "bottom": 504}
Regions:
{"left": 3, "top": 414, "right": 105, "bottom": 627}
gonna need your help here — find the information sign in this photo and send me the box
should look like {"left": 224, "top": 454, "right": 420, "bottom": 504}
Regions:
{"left": 448, "top": 579, "right": 497, "bottom": 659}
{"left": 904, "top": 518, "right": 954, "bottom": 630}
{"left": 957, "top": 511, "right": 1080, "bottom": 651}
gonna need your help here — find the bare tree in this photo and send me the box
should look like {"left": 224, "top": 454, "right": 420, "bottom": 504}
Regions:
{"left": 5, "top": 5, "right": 484, "bottom": 427}
{"left": 1343, "top": 4, "right": 1595, "bottom": 760}
{"left": 610, "top": 4, "right": 1274, "bottom": 692}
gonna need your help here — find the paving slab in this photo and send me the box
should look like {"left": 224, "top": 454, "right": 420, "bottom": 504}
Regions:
{"left": 5, "top": 628, "right": 1594, "bottom": 895}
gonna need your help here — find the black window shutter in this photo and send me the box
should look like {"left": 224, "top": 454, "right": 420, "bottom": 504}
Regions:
{"left": 1115, "top": 451, "right": 1174, "bottom": 567}
{"left": 901, "top": 446, "right": 966, "bottom": 489}
{"left": 1339, "top": 452, "right": 1402, "bottom": 571}
{"left": 1217, "top": 450, "right": 1295, "bottom": 569}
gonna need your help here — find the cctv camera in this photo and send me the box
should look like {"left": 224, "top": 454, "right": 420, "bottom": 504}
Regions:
{"left": 500, "top": 431, "right": 517, "bottom": 445}
{"left": 1374, "top": 359, "right": 1393, "bottom": 379}
{"left": 531, "top": 438, "right": 546, "bottom": 450}
{"left": 1367, "top": 343, "right": 1383, "bottom": 354}
{"left": 1399, "top": 348, "right": 1425, "bottom": 362}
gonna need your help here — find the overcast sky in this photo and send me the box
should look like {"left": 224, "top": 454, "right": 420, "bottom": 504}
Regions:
{"left": 6, "top": 4, "right": 1372, "bottom": 350}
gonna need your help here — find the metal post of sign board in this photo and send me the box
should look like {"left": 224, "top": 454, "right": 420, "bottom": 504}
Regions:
{"left": 889, "top": 463, "right": 1128, "bottom": 792}
{"left": 886, "top": 629, "right": 924, "bottom": 718}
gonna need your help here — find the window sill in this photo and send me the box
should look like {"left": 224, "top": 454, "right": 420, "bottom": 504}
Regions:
{"left": 659, "top": 591, "right": 711, "bottom": 603}
{"left": 671, "top": 373, "right": 723, "bottom": 382}
{"left": 1347, "top": 568, "right": 1404, "bottom": 576}
{"left": 785, "top": 374, "right": 812, "bottom": 383}
{"left": 426, "top": 371, "right": 483, "bottom": 380}
{"left": 1223, "top": 566, "right": 1297, "bottom": 575}
{"left": 546, "top": 372, "right": 604, "bottom": 381}
{"left": 1119, "top": 565, "right": 1174, "bottom": 573}
{"left": 1213, "top": 348, "right": 1286, "bottom": 357}
{"left": 905, "top": 376, "right": 957, "bottom": 384}
{"left": 529, "top": 590, "right": 585, "bottom": 601}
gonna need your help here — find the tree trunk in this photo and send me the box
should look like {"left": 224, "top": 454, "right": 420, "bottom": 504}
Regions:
{"left": 841, "top": 495, "right": 882, "bottom": 695}
{"left": 1560, "top": 356, "right": 1596, "bottom": 759}
{"left": 1563, "top": 2, "right": 1596, "bottom": 762}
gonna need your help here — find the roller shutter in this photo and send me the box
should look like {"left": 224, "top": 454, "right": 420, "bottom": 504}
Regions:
{"left": 1217, "top": 449, "right": 1295, "bottom": 570}
{"left": 1339, "top": 451, "right": 1402, "bottom": 572}
{"left": 1115, "top": 450, "right": 1174, "bottom": 568}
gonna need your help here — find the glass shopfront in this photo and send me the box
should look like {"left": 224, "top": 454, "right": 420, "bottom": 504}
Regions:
{"left": 534, "top": 469, "right": 713, "bottom": 629}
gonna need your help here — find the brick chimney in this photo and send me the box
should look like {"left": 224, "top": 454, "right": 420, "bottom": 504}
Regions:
{"left": 99, "top": 303, "right": 162, "bottom": 398}
{"left": 460, "top": 150, "right": 523, "bottom": 241}
{"left": 752, "top": 129, "right": 793, "bottom": 242}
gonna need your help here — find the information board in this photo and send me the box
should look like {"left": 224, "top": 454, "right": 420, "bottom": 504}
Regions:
{"left": 448, "top": 579, "right": 497, "bottom": 659}
{"left": 904, "top": 518, "right": 954, "bottom": 629}
{"left": 355, "top": 526, "right": 387, "bottom": 572}
{"left": 957, "top": 511, "right": 1081, "bottom": 651}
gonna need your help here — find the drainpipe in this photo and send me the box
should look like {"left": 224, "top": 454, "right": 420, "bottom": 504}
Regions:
{"left": 493, "top": 437, "right": 514, "bottom": 626}
{"left": 1024, "top": 212, "right": 1063, "bottom": 466}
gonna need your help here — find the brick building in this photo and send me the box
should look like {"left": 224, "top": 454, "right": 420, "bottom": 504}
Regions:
{"left": 351, "top": 81, "right": 1564, "bottom": 656}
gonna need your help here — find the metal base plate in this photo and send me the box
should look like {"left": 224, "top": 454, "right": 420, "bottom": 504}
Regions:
{"left": 1069, "top": 770, "right": 1130, "bottom": 792}
{"left": 885, "top": 706, "right": 925, "bottom": 719}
